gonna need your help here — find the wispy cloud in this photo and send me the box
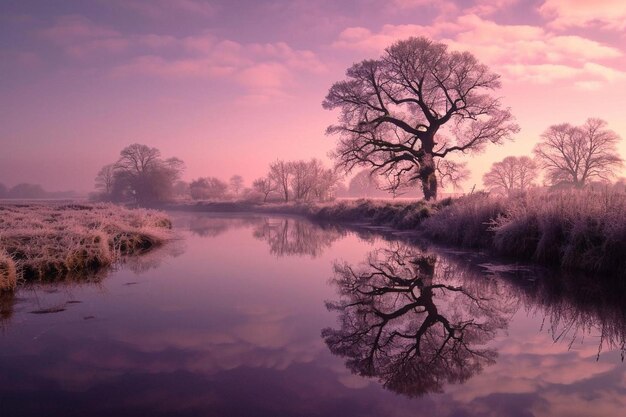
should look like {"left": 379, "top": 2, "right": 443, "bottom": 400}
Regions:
{"left": 37, "top": 14, "right": 326, "bottom": 102}
{"left": 41, "top": 15, "right": 120, "bottom": 43}
{"left": 111, "top": 0, "right": 217, "bottom": 19}
{"left": 466, "top": 0, "right": 520, "bottom": 16}
{"left": 539, "top": 0, "right": 626, "bottom": 30}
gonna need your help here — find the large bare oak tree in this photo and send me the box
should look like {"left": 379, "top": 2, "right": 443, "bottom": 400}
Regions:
{"left": 323, "top": 36, "right": 519, "bottom": 200}
{"left": 534, "top": 118, "right": 624, "bottom": 188}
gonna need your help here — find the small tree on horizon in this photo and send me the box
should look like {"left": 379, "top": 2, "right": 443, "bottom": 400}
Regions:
{"left": 534, "top": 118, "right": 624, "bottom": 188}
{"left": 95, "top": 143, "right": 184, "bottom": 204}
{"left": 483, "top": 156, "right": 537, "bottom": 196}
{"left": 252, "top": 177, "right": 277, "bottom": 202}
{"left": 229, "top": 175, "right": 244, "bottom": 196}
{"left": 189, "top": 177, "right": 228, "bottom": 200}
{"left": 269, "top": 160, "right": 292, "bottom": 202}
{"left": 94, "top": 164, "right": 116, "bottom": 198}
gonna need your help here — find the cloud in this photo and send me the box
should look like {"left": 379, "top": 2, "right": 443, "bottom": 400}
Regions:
{"left": 539, "top": 0, "right": 626, "bottom": 30}
{"left": 332, "top": 24, "right": 452, "bottom": 52}
{"left": 108, "top": 37, "right": 325, "bottom": 103}
{"left": 38, "top": 14, "right": 324, "bottom": 102}
{"left": 113, "top": 0, "right": 217, "bottom": 19}
{"left": 332, "top": 13, "right": 625, "bottom": 88}
{"left": 111, "top": 55, "right": 236, "bottom": 78}
{"left": 65, "top": 37, "right": 131, "bottom": 58}
{"left": 41, "top": 15, "right": 120, "bottom": 44}
{"left": 237, "top": 62, "right": 292, "bottom": 90}
{"left": 392, "top": 0, "right": 458, "bottom": 14}
{"left": 466, "top": 0, "right": 520, "bottom": 16}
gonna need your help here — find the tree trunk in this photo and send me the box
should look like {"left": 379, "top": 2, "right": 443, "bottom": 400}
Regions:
{"left": 420, "top": 153, "right": 438, "bottom": 201}
{"left": 421, "top": 173, "right": 437, "bottom": 201}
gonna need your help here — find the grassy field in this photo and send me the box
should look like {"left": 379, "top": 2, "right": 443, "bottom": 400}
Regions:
{"left": 0, "top": 203, "right": 172, "bottom": 291}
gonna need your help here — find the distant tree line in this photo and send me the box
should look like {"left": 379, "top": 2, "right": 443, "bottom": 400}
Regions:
{"left": 251, "top": 159, "right": 340, "bottom": 202}
{"left": 482, "top": 118, "right": 625, "bottom": 195}
{"left": 94, "top": 145, "right": 342, "bottom": 204}
{"left": 0, "top": 183, "right": 78, "bottom": 199}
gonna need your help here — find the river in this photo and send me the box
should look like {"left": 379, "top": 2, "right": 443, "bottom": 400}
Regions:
{"left": 1, "top": 212, "right": 624, "bottom": 416}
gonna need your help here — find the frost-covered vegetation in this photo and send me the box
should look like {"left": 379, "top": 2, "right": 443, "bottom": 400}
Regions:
{"left": 313, "top": 198, "right": 444, "bottom": 229}
{"left": 422, "top": 190, "right": 626, "bottom": 274}
{"left": 0, "top": 204, "right": 172, "bottom": 291}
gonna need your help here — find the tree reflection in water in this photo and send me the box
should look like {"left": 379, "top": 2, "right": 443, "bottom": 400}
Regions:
{"left": 253, "top": 218, "right": 345, "bottom": 258}
{"left": 185, "top": 216, "right": 263, "bottom": 238}
{"left": 322, "top": 244, "right": 516, "bottom": 397}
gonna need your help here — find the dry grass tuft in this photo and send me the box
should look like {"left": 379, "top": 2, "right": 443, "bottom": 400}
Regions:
{"left": 0, "top": 203, "right": 172, "bottom": 291}
{"left": 0, "top": 250, "right": 17, "bottom": 291}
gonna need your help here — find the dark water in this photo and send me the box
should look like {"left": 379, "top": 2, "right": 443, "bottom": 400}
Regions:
{"left": 1, "top": 213, "right": 625, "bottom": 417}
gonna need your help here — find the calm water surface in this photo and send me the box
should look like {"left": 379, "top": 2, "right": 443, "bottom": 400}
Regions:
{"left": 1, "top": 213, "right": 625, "bottom": 416}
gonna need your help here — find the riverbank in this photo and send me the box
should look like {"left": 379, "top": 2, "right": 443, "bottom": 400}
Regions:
{"left": 0, "top": 203, "right": 173, "bottom": 291}
{"left": 162, "top": 190, "right": 626, "bottom": 276}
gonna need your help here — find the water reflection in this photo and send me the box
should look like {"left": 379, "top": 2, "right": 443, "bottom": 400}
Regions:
{"left": 2, "top": 215, "right": 626, "bottom": 416}
{"left": 0, "top": 290, "right": 17, "bottom": 329}
{"left": 0, "top": 242, "right": 183, "bottom": 328}
{"left": 252, "top": 218, "right": 345, "bottom": 258}
{"left": 1, "top": 277, "right": 108, "bottom": 331}
{"left": 322, "top": 244, "right": 517, "bottom": 396}
{"left": 184, "top": 215, "right": 263, "bottom": 238}
{"left": 512, "top": 270, "right": 626, "bottom": 359}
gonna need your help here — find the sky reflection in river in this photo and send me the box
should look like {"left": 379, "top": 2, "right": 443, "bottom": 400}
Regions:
{"left": 0, "top": 212, "right": 624, "bottom": 416}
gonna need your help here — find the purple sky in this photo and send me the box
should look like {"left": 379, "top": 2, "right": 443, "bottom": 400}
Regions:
{"left": 1, "top": 0, "right": 625, "bottom": 192}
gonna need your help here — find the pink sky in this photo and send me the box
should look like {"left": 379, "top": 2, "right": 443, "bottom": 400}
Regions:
{"left": 1, "top": 0, "right": 625, "bottom": 192}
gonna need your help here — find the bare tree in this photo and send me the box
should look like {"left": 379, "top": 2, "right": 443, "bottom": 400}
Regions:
{"left": 348, "top": 169, "right": 381, "bottom": 197}
{"left": 189, "top": 177, "right": 228, "bottom": 200}
{"left": 172, "top": 180, "right": 190, "bottom": 199}
{"left": 286, "top": 159, "right": 340, "bottom": 202}
{"left": 534, "top": 118, "right": 624, "bottom": 188}
{"left": 252, "top": 177, "right": 276, "bottom": 202}
{"left": 94, "top": 164, "right": 116, "bottom": 197}
{"left": 269, "top": 160, "right": 292, "bottom": 202}
{"left": 116, "top": 143, "right": 161, "bottom": 174}
{"left": 112, "top": 144, "right": 184, "bottom": 203}
{"left": 312, "top": 167, "right": 340, "bottom": 201}
{"left": 483, "top": 156, "right": 537, "bottom": 195}
{"left": 323, "top": 36, "right": 519, "bottom": 200}
{"left": 229, "top": 175, "right": 244, "bottom": 196}
{"left": 288, "top": 160, "right": 314, "bottom": 200}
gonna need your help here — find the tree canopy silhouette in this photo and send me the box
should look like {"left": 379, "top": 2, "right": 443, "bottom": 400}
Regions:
{"left": 534, "top": 118, "right": 623, "bottom": 188}
{"left": 95, "top": 143, "right": 184, "bottom": 204}
{"left": 482, "top": 156, "right": 537, "bottom": 195}
{"left": 323, "top": 36, "right": 519, "bottom": 200}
